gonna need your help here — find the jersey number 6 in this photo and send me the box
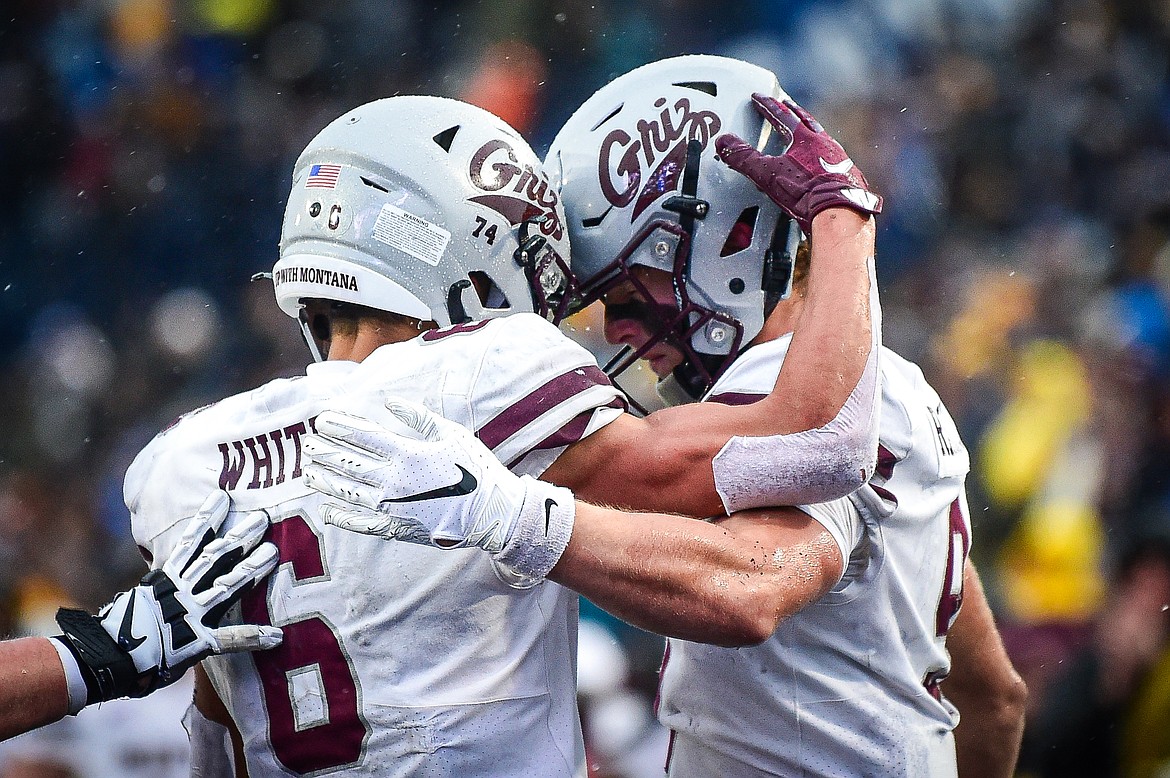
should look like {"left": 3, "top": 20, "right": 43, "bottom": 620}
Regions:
{"left": 242, "top": 513, "right": 370, "bottom": 773}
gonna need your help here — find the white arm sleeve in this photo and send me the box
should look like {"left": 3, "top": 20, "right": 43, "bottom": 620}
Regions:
{"left": 48, "top": 636, "right": 89, "bottom": 715}
{"left": 712, "top": 258, "right": 882, "bottom": 513}
{"left": 183, "top": 702, "right": 237, "bottom": 778}
{"left": 796, "top": 497, "right": 865, "bottom": 585}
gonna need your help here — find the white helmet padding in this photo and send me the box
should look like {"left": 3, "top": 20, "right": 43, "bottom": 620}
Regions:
{"left": 276, "top": 96, "right": 573, "bottom": 333}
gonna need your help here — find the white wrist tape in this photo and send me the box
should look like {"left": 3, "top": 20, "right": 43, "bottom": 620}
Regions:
{"left": 713, "top": 258, "right": 882, "bottom": 513}
{"left": 48, "top": 635, "right": 89, "bottom": 715}
{"left": 491, "top": 477, "right": 576, "bottom": 589}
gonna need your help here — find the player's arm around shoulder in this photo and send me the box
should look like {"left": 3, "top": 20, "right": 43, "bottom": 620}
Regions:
{"left": 942, "top": 561, "right": 1027, "bottom": 778}
{"left": 543, "top": 403, "right": 735, "bottom": 517}
{"left": 550, "top": 502, "right": 845, "bottom": 646}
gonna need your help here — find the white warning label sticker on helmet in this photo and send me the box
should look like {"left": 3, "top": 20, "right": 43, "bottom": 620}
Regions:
{"left": 372, "top": 204, "right": 451, "bottom": 266}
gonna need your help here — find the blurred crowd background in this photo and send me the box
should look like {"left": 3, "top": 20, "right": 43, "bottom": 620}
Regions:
{"left": 1, "top": 0, "right": 1169, "bottom": 775}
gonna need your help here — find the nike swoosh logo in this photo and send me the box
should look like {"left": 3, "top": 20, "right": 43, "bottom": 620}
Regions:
{"left": 840, "top": 188, "right": 881, "bottom": 212}
{"left": 379, "top": 465, "right": 478, "bottom": 504}
{"left": 118, "top": 595, "right": 146, "bottom": 651}
{"left": 544, "top": 498, "right": 558, "bottom": 535}
{"left": 819, "top": 157, "right": 854, "bottom": 175}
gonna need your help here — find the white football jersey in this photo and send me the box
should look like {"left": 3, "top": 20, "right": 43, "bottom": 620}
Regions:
{"left": 126, "top": 314, "right": 623, "bottom": 778}
{"left": 658, "top": 335, "right": 971, "bottom": 778}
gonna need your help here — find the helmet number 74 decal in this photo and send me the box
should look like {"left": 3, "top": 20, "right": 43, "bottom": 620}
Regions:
{"left": 472, "top": 215, "right": 498, "bottom": 246}
{"left": 467, "top": 139, "right": 564, "bottom": 241}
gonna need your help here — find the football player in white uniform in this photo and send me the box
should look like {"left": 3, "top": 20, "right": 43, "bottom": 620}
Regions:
{"left": 128, "top": 92, "right": 883, "bottom": 776}
{"left": 0, "top": 491, "right": 279, "bottom": 742}
{"left": 541, "top": 56, "right": 1026, "bottom": 778}
{"left": 309, "top": 56, "right": 1027, "bottom": 778}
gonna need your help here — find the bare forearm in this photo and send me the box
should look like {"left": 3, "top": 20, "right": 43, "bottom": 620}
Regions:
{"left": 775, "top": 209, "right": 877, "bottom": 429}
{"left": 952, "top": 704, "right": 1026, "bottom": 778}
{"left": 0, "top": 637, "right": 71, "bottom": 741}
{"left": 549, "top": 503, "right": 841, "bottom": 646}
{"left": 944, "top": 563, "right": 1027, "bottom": 778}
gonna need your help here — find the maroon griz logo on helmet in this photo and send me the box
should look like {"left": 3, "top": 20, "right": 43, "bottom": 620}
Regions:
{"left": 599, "top": 97, "right": 721, "bottom": 220}
{"left": 467, "top": 139, "right": 564, "bottom": 241}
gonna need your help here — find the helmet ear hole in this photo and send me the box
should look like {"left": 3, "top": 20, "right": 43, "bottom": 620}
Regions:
{"left": 468, "top": 271, "right": 512, "bottom": 309}
{"left": 310, "top": 313, "right": 331, "bottom": 342}
{"left": 719, "top": 207, "right": 759, "bottom": 257}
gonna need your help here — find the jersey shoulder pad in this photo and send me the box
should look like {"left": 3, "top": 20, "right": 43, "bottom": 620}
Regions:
{"left": 125, "top": 377, "right": 311, "bottom": 566}
{"left": 704, "top": 335, "right": 790, "bottom": 404}
{"left": 468, "top": 314, "right": 624, "bottom": 468}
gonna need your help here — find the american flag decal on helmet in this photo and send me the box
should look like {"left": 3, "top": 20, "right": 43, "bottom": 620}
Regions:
{"left": 306, "top": 164, "right": 342, "bottom": 189}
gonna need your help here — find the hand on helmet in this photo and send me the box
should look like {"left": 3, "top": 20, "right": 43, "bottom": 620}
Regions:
{"left": 715, "top": 93, "right": 882, "bottom": 234}
{"left": 54, "top": 491, "right": 281, "bottom": 707}
{"left": 303, "top": 398, "right": 575, "bottom": 587}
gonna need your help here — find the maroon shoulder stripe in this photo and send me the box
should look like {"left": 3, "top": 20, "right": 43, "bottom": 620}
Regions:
{"left": 531, "top": 397, "right": 626, "bottom": 452}
{"left": 706, "top": 391, "right": 766, "bottom": 406}
{"left": 478, "top": 365, "right": 615, "bottom": 450}
{"left": 876, "top": 444, "right": 898, "bottom": 481}
{"left": 421, "top": 320, "right": 491, "bottom": 341}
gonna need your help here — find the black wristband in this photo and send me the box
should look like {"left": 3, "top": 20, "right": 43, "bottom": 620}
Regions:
{"left": 54, "top": 607, "right": 142, "bottom": 704}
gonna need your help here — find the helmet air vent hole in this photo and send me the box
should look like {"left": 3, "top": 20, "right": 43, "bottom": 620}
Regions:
{"left": 468, "top": 271, "right": 511, "bottom": 309}
{"left": 581, "top": 206, "right": 613, "bottom": 229}
{"left": 672, "top": 81, "right": 718, "bottom": 97}
{"left": 590, "top": 104, "right": 624, "bottom": 132}
{"left": 433, "top": 125, "right": 461, "bottom": 152}
{"left": 729, "top": 278, "right": 745, "bottom": 294}
{"left": 360, "top": 176, "right": 389, "bottom": 193}
{"left": 719, "top": 206, "right": 759, "bottom": 257}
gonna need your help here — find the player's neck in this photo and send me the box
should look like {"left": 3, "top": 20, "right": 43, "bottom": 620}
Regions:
{"left": 327, "top": 318, "right": 435, "bottom": 362}
{"left": 750, "top": 292, "right": 803, "bottom": 347}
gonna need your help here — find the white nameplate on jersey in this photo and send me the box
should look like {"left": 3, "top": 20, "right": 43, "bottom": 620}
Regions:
{"left": 927, "top": 402, "right": 969, "bottom": 478}
{"left": 373, "top": 204, "right": 451, "bottom": 266}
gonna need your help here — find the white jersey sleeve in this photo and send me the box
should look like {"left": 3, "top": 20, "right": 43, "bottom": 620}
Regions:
{"left": 795, "top": 498, "right": 864, "bottom": 584}
{"left": 382, "top": 313, "right": 626, "bottom": 476}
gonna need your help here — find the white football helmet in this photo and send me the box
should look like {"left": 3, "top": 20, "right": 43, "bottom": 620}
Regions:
{"left": 273, "top": 96, "right": 574, "bottom": 359}
{"left": 546, "top": 55, "right": 800, "bottom": 399}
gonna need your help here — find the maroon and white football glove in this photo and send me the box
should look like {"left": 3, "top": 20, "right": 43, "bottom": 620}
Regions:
{"left": 715, "top": 93, "right": 882, "bottom": 235}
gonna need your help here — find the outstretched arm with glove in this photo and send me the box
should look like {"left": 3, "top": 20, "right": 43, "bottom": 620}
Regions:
{"left": 547, "top": 94, "right": 884, "bottom": 517}
{"left": 1, "top": 491, "right": 281, "bottom": 742}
